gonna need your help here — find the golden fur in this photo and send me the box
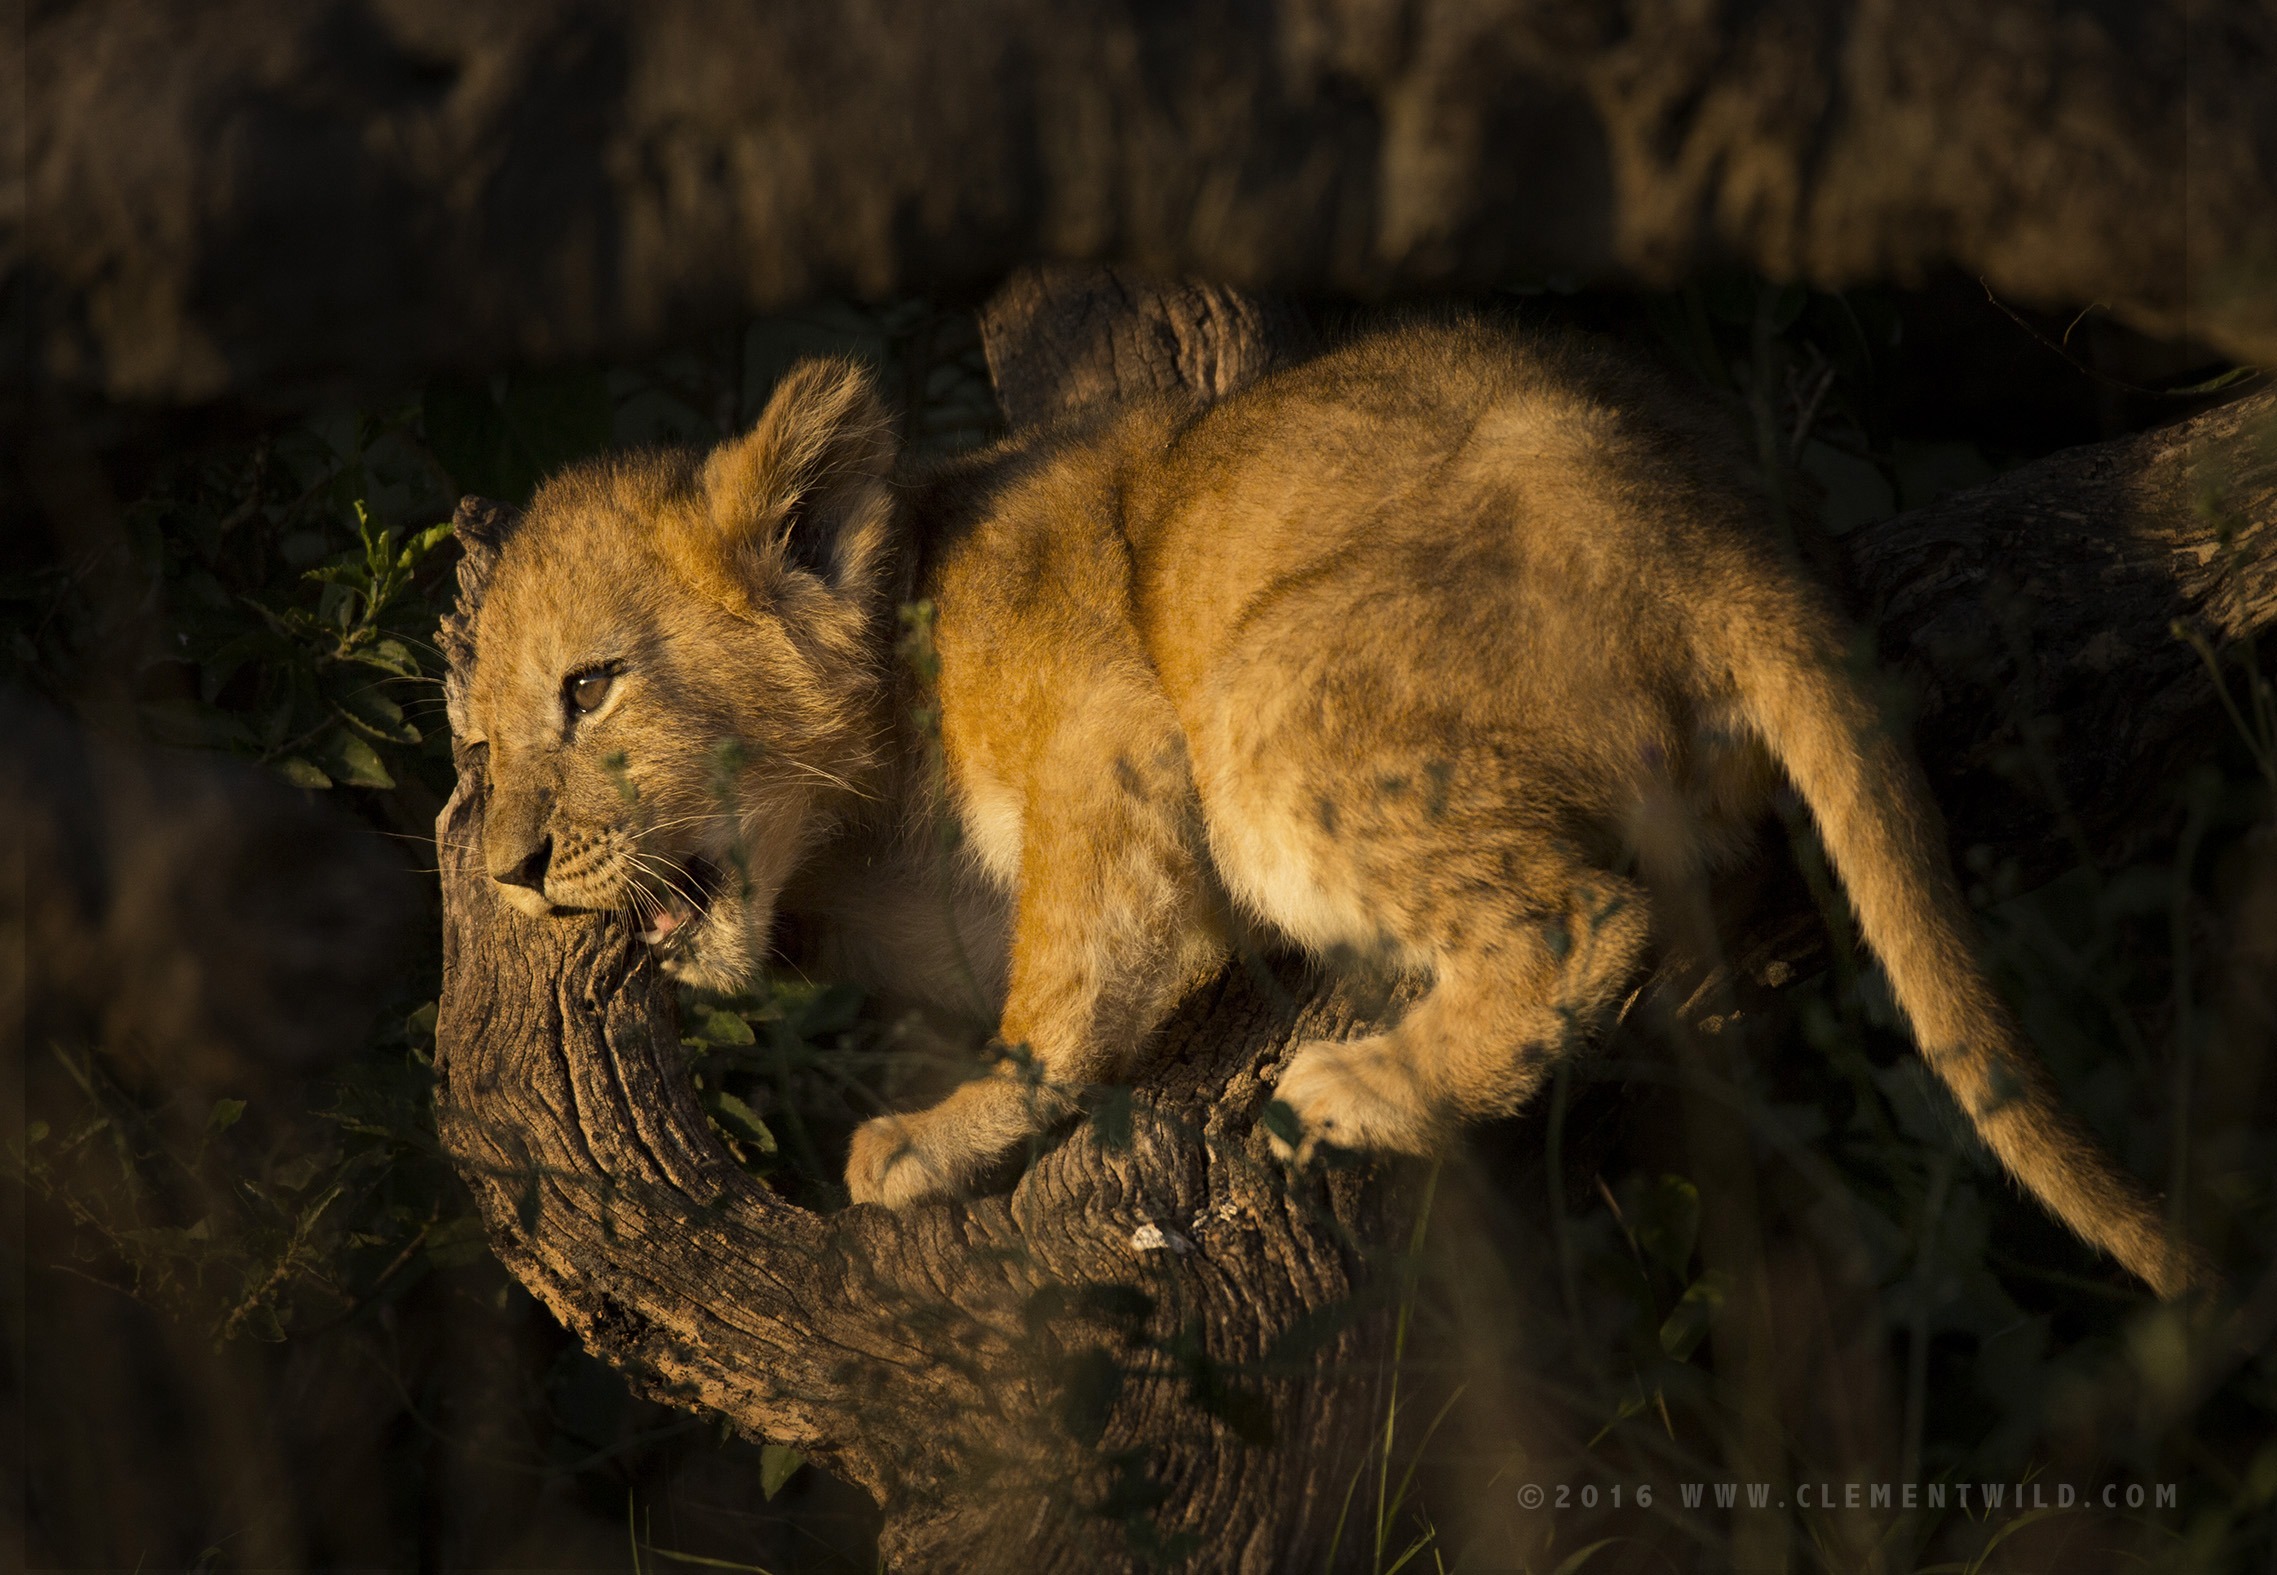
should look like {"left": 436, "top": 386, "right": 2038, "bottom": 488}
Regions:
{"left": 464, "top": 323, "right": 2203, "bottom": 1297}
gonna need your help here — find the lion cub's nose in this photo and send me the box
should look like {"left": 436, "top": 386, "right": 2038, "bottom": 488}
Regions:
{"left": 491, "top": 836, "right": 553, "bottom": 892}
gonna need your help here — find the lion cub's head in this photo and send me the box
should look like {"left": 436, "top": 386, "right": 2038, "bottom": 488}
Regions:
{"left": 464, "top": 359, "right": 898, "bottom": 991}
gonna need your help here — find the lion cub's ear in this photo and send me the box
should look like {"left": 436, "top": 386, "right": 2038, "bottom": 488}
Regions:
{"left": 672, "top": 358, "right": 897, "bottom": 614}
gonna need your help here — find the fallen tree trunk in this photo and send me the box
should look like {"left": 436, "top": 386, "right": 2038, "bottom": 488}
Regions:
{"left": 1855, "top": 385, "right": 2277, "bottom": 867}
{"left": 432, "top": 270, "right": 2274, "bottom": 1570}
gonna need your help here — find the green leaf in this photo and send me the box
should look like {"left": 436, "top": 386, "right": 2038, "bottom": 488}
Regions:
{"left": 1550, "top": 1538, "right": 1622, "bottom": 1575}
{"left": 759, "top": 1443, "right": 804, "bottom": 1500}
{"left": 121, "top": 1220, "right": 214, "bottom": 1253}
{"left": 350, "top": 638, "right": 424, "bottom": 678}
{"left": 296, "top": 1181, "right": 347, "bottom": 1230}
{"left": 237, "top": 1302, "right": 289, "bottom": 1343}
{"left": 1624, "top": 1174, "right": 1701, "bottom": 1282}
{"left": 424, "top": 1214, "right": 492, "bottom": 1270}
{"left": 336, "top": 687, "right": 419, "bottom": 745}
{"left": 688, "top": 1006, "right": 756, "bottom": 1046}
{"left": 1658, "top": 1269, "right": 1731, "bottom": 1362}
{"left": 2163, "top": 364, "right": 2261, "bottom": 396}
{"left": 207, "top": 1098, "right": 247, "bottom": 1134}
{"left": 316, "top": 578, "right": 359, "bottom": 630}
{"left": 404, "top": 1001, "right": 439, "bottom": 1041}
{"left": 706, "top": 1092, "right": 776, "bottom": 1154}
{"left": 276, "top": 755, "right": 333, "bottom": 790}
{"left": 318, "top": 730, "right": 397, "bottom": 789}
{"left": 259, "top": 692, "right": 298, "bottom": 750}
{"left": 272, "top": 1152, "right": 329, "bottom": 1193}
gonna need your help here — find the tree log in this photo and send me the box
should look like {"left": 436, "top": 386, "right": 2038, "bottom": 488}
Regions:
{"left": 978, "top": 266, "right": 1313, "bottom": 431}
{"left": 433, "top": 270, "right": 2275, "bottom": 1570}
{"left": 1853, "top": 389, "right": 2277, "bottom": 871}
{"left": 23, "top": 1, "right": 2277, "bottom": 402}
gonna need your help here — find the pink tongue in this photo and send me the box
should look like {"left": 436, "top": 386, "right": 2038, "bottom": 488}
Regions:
{"left": 649, "top": 909, "right": 681, "bottom": 937}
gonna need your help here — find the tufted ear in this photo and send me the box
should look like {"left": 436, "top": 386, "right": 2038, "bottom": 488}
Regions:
{"left": 672, "top": 358, "right": 898, "bottom": 615}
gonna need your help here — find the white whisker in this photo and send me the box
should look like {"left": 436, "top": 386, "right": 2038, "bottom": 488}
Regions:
{"left": 626, "top": 851, "right": 707, "bottom": 915}
{"left": 776, "top": 755, "right": 874, "bottom": 801}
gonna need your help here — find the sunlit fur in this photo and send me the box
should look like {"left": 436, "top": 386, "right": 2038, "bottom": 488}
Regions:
{"left": 465, "top": 324, "right": 2202, "bottom": 1297}
{"left": 464, "top": 360, "right": 915, "bottom": 994}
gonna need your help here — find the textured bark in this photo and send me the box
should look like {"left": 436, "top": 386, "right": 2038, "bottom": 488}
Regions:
{"left": 979, "top": 267, "right": 1314, "bottom": 431}
{"left": 431, "top": 269, "right": 2276, "bottom": 1570}
{"left": 1848, "top": 389, "right": 2277, "bottom": 873}
{"left": 22, "top": 0, "right": 2277, "bottom": 402}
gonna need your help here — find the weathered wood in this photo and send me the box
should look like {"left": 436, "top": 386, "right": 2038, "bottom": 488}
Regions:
{"left": 432, "top": 270, "right": 2275, "bottom": 1570}
{"left": 1851, "top": 387, "right": 2277, "bottom": 873}
{"left": 979, "top": 265, "right": 1312, "bottom": 431}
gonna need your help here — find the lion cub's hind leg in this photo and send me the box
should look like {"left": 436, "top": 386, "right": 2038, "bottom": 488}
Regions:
{"left": 1273, "top": 870, "right": 1650, "bottom": 1159}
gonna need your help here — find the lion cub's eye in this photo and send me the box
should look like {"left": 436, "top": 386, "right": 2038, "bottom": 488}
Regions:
{"left": 566, "top": 670, "right": 614, "bottom": 714}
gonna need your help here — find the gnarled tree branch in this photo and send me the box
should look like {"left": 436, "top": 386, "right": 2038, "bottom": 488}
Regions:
{"left": 433, "top": 269, "right": 2274, "bottom": 1570}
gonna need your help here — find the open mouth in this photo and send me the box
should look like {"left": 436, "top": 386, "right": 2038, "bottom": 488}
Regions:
{"left": 634, "top": 856, "right": 727, "bottom": 950}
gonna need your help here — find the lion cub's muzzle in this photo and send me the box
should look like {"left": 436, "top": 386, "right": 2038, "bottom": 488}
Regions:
{"left": 629, "top": 853, "right": 728, "bottom": 953}
{"left": 487, "top": 821, "right": 728, "bottom": 951}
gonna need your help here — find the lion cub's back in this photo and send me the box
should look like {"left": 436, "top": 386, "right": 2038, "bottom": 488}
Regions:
{"left": 1132, "top": 320, "right": 1747, "bottom": 722}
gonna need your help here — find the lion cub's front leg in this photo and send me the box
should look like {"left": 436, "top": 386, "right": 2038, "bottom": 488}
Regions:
{"left": 845, "top": 1073, "right": 1072, "bottom": 1208}
{"left": 846, "top": 719, "right": 1227, "bottom": 1207}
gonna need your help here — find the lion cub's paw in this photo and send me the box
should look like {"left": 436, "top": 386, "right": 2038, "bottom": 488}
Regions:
{"left": 846, "top": 1075, "right": 1069, "bottom": 1207}
{"left": 846, "top": 1112, "right": 962, "bottom": 1207}
{"left": 1270, "top": 1037, "right": 1439, "bottom": 1164}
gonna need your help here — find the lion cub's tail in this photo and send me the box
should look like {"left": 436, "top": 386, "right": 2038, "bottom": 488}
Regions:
{"left": 1720, "top": 593, "right": 2208, "bottom": 1299}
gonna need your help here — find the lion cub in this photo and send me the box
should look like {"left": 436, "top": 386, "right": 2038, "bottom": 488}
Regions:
{"left": 464, "top": 320, "right": 2199, "bottom": 1296}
